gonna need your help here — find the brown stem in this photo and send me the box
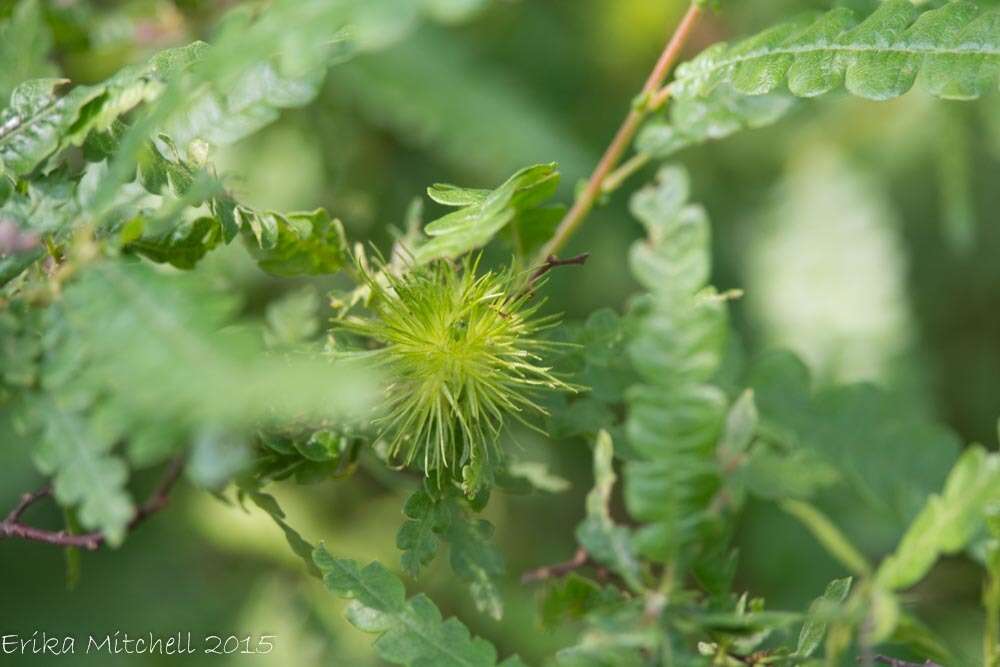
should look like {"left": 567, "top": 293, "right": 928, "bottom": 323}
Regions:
{"left": 4, "top": 485, "right": 52, "bottom": 524}
{"left": 521, "top": 547, "right": 590, "bottom": 584}
{"left": 534, "top": 3, "right": 704, "bottom": 264}
{"left": 0, "top": 456, "right": 186, "bottom": 551}
{"left": 524, "top": 251, "right": 589, "bottom": 292}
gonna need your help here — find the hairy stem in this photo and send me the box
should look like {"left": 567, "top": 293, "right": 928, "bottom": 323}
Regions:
{"left": 0, "top": 456, "right": 186, "bottom": 551}
{"left": 535, "top": 3, "right": 703, "bottom": 264}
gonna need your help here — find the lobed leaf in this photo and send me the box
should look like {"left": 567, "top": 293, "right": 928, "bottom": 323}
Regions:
{"left": 314, "top": 546, "right": 524, "bottom": 666}
{"left": 238, "top": 207, "right": 349, "bottom": 277}
{"left": 397, "top": 488, "right": 450, "bottom": 579}
{"left": 671, "top": 1, "right": 1000, "bottom": 103}
{"left": 125, "top": 217, "right": 221, "bottom": 270}
{"left": 31, "top": 395, "right": 135, "bottom": 546}
{"left": 623, "top": 166, "right": 730, "bottom": 562}
{"left": 575, "top": 431, "right": 644, "bottom": 593}
{"left": 395, "top": 487, "right": 506, "bottom": 619}
{"left": 637, "top": 1, "right": 1000, "bottom": 159}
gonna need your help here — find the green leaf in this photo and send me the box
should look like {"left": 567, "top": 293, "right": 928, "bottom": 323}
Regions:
{"left": 781, "top": 499, "right": 872, "bottom": 577}
{"left": 245, "top": 488, "right": 321, "bottom": 577}
{"left": 254, "top": 428, "right": 351, "bottom": 485}
{"left": 427, "top": 184, "right": 491, "bottom": 207}
{"left": 0, "top": 43, "right": 202, "bottom": 178}
{"left": 0, "top": 167, "right": 84, "bottom": 244}
{"left": 133, "top": 133, "right": 203, "bottom": 196}
{"left": 444, "top": 510, "right": 506, "bottom": 620}
{"left": 737, "top": 448, "right": 840, "bottom": 501}
{"left": 575, "top": 431, "right": 644, "bottom": 593}
{"left": 553, "top": 598, "right": 659, "bottom": 666}
{"left": 623, "top": 166, "right": 730, "bottom": 562}
{"left": 638, "top": 85, "right": 795, "bottom": 159}
{"left": 397, "top": 487, "right": 450, "bottom": 578}
{"left": 239, "top": 207, "right": 349, "bottom": 277}
{"left": 547, "top": 308, "right": 634, "bottom": 446}
{"left": 39, "top": 260, "right": 373, "bottom": 478}
{"left": 413, "top": 163, "right": 560, "bottom": 263}
{"left": 0, "top": 299, "right": 43, "bottom": 388}
{"left": 0, "top": 247, "right": 44, "bottom": 288}
{"left": 166, "top": 63, "right": 325, "bottom": 149}
{"left": 877, "top": 446, "right": 1000, "bottom": 591}
{"left": 671, "top": 1, "right": 1000, "bottom": 103}
{"left": 31, "top": 394, "right": 135, "bottom": 546}
{"left": 794, "top": 577, "right": 852, "bottom": 658}
{"left": 313, "top": 546, "right": 522, "bottom": 666}
{"left": 395, "top": 487, "right": 506, "bottom": 619}
{"left": 540, "top": 574, "right": 623, "bottom": 630}
{"left": 148, "top": 0, "right": 366, "bottom": 151}
{"left": 125, "top": 216, "right": 221, "bottom": 269}
{"left": 0, "top": 79, "right": 94, "bottom": 177}
{"left": 748, "top": 350, "right": 961, "bottom": 525}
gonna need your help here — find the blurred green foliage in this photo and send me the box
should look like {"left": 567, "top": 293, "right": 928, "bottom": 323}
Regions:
{"left": 2, "top": 0, "right": 1000, "bottom": 665}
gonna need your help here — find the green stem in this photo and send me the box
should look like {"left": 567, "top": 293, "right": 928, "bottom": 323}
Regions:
{"left": 534, "top": 3, "right": 703, "bottom": 264}
{"left": 602, "top": 153, "right": 651, "bottom": 194}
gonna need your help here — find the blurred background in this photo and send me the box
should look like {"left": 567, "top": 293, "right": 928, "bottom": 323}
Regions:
{"left": 1, "top": 0, "right": 999, "bottom": 663}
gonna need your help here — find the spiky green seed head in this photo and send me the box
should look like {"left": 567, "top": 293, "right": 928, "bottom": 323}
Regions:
{"left": 339, "top": 256, "right": 571, "bottom": 481}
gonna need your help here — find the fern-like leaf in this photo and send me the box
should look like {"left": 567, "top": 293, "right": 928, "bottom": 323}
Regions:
{"left": 31, "top": 395, "right": 134, "bottom": 546}
{"left": 313, "top": 546, "right": 526, "bottom": 667}
{"left": 623, "top": 166, "right": 730, "bottom": 563}
{"left": 671, "top": 1, "right": 1000, "bottom": 103}
{"left": 396, "top": 487, "right": 507, "bottom": 619}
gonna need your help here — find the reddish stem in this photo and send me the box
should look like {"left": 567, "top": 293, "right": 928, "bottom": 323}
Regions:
{"left": 535, "top": 4, "right": 704, "bottom": 263}
{"left": 0, "top": 456, "right": 185, "bottom": 551}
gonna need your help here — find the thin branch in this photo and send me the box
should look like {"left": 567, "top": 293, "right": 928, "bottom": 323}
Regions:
{"left": 0, "top": 456, "right": 186, "bottom": 551}
{"left": 534, "top": 3, "right": 704, "bottom": 264}
{"left": 0, "top": 521, "right": 104, "bottom": 550}
{"left": 649, "top": 82, "right": 675, "bottom": 112}
{"left": 602, "top": 153, "right": 652, "bottom": 194}
{"left": 513, "top": 252, "right": 590, "bottom": 302}
{"left": 530, "top": 252, "right": 590, "bottom": 286}
{"left": 134, "top": 455, "right": 186, "bottom": 521}
{"left": 521, "top": 547, "right": 590, "bottom": 584}
{"left": 4, "top": 485, "right": 52, "bottom": 524}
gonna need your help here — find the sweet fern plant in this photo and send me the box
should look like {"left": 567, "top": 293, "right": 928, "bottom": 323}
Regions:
{"left": 2, "top": 0, "right": 1000, "bottom": 665}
